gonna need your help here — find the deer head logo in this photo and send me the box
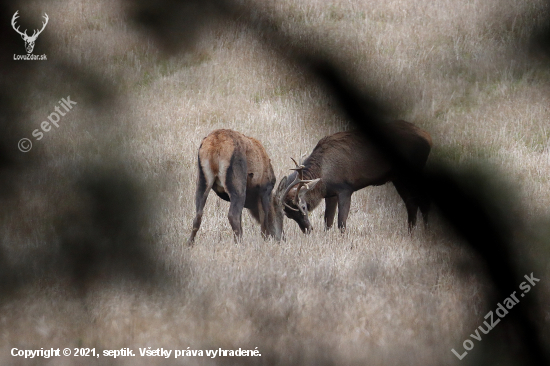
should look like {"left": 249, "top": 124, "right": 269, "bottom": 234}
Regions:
{"left": 11, "top": 11, "right": 48, "bottom": 54}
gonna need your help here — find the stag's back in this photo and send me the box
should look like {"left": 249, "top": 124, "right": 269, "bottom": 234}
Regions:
{"left": 197, "top": 129, "right": 275, "bottom": 197}
{"left": 305, "top": 121, "right": 431, "bottom": 187}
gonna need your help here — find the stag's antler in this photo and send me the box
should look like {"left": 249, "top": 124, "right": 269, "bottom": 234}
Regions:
{"left": 29, "top": 13, "right": 49, "bottom": 40}
{"left": 288, "top": 157, "right": 306, "bottom": 204}
{"left": 282, "top": 157, "right": 320, "bottom": 213}
{"left": 11, "top": 11, "right": 26, "bottom": 38}
{"left": 290, "top": 157, "right": 305, "bottom": 178}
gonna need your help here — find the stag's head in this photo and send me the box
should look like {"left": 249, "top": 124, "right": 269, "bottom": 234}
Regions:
{"left": 282, "top": 158, "right": 321, "bottom": 233}
{"left": 12, "top": 11, "right": 48, "bottom": 54}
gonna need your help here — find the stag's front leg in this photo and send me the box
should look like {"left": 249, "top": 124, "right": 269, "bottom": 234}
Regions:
{"left": 337, "top": 191, "right": 352, "bottom": 232}
{"left": 393, "top": 179, "right": 419, "bottom": 233}
{"left": 324, "top": 196, "right": 337, "bottom": 230}
{"left": 418, "top": 191, "right": 430, "bottom": 229}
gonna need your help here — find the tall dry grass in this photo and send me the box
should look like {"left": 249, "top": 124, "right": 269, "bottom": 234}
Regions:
{"left": 1, "top": 0, "right": 550, "bottom": 365}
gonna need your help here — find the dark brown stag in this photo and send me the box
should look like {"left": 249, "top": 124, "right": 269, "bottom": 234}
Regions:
{"left": 188, "top": 129, "right": 315, "bottom": 244}
{"left": 282, "top": 120, "right": 432, "bottom": 232}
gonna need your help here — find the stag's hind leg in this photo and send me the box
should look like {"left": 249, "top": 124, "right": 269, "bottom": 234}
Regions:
{"left": 188, "top": 161, "right": 213, "bottom": 245}
{"left": 226, "top": 155, "right": 247, "bottom": 242}
{"left": 227, "top": 195, "right": 246, "bottom": 241}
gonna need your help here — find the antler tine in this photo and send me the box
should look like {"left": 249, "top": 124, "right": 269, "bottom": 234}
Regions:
{"left": 283, "top": 202, "right": 299, "bottom": 211}
{"left": 300, "top": 152, "right": 307, "bottom": 165}
{"left": 11, "top": 11, "right": 27, "bottom": 37}
{"left": 282, "top": 174, "right": 303, "bottom": 206}
{"left": 32, "top": 13, "right": 48, "bottom": 39}
{"left": 283, "top": 156, "right": 317, "bottom": 208}
{"left": 290, "top": 156, "right": 305, "bottom": 180}
{"left": 281, "top": 174, "right": 318, "bottom": 208}
{"left": 40, "top": 13, "right": 48, "bottom": 29}
{"left": 11, "top": 10, "right": 19, "bottom": 25}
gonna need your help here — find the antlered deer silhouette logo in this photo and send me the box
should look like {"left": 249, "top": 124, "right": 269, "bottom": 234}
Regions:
{"left": 11, "top": 11, "right": 48, "bottom": 54}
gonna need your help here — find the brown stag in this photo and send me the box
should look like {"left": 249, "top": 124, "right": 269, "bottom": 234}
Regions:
{"left": 282, "top": 120, "right": 432, "bottom": 233}
{"left": 188, "top": 129, "right": 316, "bottom": 244}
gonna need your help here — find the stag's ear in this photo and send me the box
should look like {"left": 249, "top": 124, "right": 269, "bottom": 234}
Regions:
{"left": 308, "top": 178, "right": 321, "bottom": 190}
{"left": 275, "top": 176, "right": 288, "bottom": 200}
{"left": 298, "top": 178, "right": 321, "bottom": 199}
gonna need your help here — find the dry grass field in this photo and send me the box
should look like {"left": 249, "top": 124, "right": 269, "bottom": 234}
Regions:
{"left": 2, "top": 0, "right": 550, "bottom": 365}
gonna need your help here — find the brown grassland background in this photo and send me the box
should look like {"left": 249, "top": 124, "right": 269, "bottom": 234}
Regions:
{"left": 2, "top": 0, "right": 550, "bottom": 365}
